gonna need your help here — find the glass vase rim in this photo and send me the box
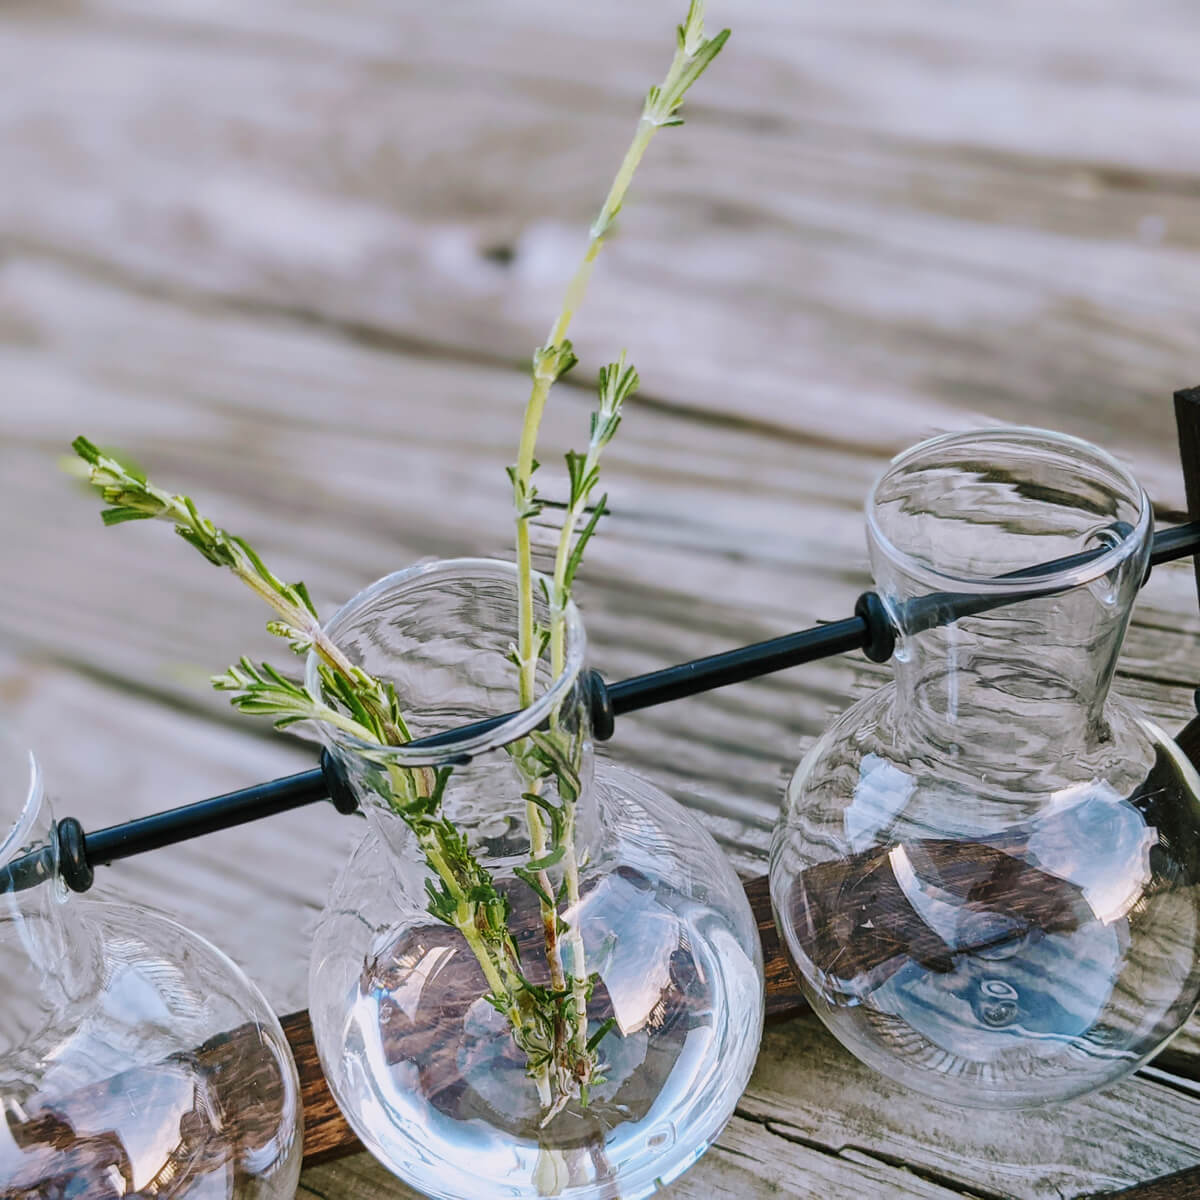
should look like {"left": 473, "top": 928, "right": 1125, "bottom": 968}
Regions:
{"left": 0, "top": 731, "right": 42, "bottom": 872}
{"left": 865, "top": 425, "right": 1152, "bottom": 595}
{"left": 304, "top": 556, "right": 588, "bottom": 765}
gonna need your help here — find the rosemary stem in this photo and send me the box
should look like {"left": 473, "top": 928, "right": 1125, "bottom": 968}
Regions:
{"left": 509, "top": 12, "right": 730, "bottom": 1101}
{"left": 525, "top": 787, "right": 567, "bottom": 993}
{"left": 514, "top": 109, "right": 661, "bottom": 705}
{"left": 419, "top": 823, "right": 525, "bottom": 1028}
{"left": 561, "top": 809, "right": 590, "bottom": 1061}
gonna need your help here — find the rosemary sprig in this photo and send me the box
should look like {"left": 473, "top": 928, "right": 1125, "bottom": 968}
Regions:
{"left": 511, "top": 0, "right": 730, "bottom": 708}
{"left": 69, "top": 439, "right": 560, "bottom": 1101}
{"left": 71, "top": 437, "right": 410, "bottom": 747}
{"left": 550, "top": 354, "right": 639, "bottom": 679}
{"left": 507, "top": 0, "right": 727, "bottom": 1107}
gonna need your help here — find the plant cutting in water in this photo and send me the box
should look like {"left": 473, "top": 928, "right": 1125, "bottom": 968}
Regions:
{"left": 69, "top": 3, "right": 729, "bottom": 1125}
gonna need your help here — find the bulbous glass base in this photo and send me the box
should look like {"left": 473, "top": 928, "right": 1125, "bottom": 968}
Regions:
{"left": 0, "top": 903, "right": 302, "bottom": 1197}
{"left": 311, "top": 767, "right": 763, "bottom": 1200}
{"left": 770, "top": 685, "right": 1200, "bottom": 1108}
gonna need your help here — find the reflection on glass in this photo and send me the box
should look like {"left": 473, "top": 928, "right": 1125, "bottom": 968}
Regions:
{"left": 0, "top": 737, "right": 302, "bottom": 1197}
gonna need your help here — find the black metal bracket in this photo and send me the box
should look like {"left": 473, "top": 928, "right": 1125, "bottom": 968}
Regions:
{"left": 5, "top": 391, "right": 1199, "bottom": 895}
{"left": 1175, "top": 386, "right": 1200, "bottom": 609}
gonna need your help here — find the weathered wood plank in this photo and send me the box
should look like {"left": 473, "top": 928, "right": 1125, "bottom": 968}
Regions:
{"left": 1087, "top": 1167, "right": 1200, "bottom": 1200}
{"left": 1, "top": 2, "right": 1199, "bottom": 499}
{"left": 296, "top": 1012, "right": 1200, "bottom": 1200}
{"left": 298, "top": 1111, "right": 980, "bottom": 1200}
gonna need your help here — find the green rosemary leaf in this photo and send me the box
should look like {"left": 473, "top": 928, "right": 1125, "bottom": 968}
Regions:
{"left": 100, "top": 507, "right": 155, "bottom": 526}
{"left": 424, "top": 878, "right": 456, "bottom": 925}
{"left": 681, "top": 0, "right": 704, "bottom": 47}
{"left": 182, "top": 496, "right": 211, "bottom": 541}
{"left": 586, "top": 1016, "right": 618, "bottom": 1053}
{"left": 174, "top": 525, "right": 226, "bottom": 567}
{"left": 71, "top": 435, "right": 101, "bottom": 465}
{"left": 523, "top": 791, "right": 566, "bottom": 843}
{"left": 526, "top": 845, "right": 566, "bottom": 872}
{"left": 528, "top": 731, "right": 582, "bottom": 802}
{"left": 565, "top": 450, "right": 586, "bottom": 502}
{"left": 292, "top": 579, "right": 318, "bottom": 618}
{"left": 229, "top": 535, "right": 277, "bottom": 586}
{"left": 514, "top": 866, "right": 555, "bottom": 908}
{"left": 562, "top": 494, "right": 609, "bottom": 594}
{"left": 672, "top": 29, "right": 730, "bottom": 101}
{"left": 323, "top": 666, "right": 375, "bottom": 731}
{"left": 533, "top": 340, "right": 579, "bottom": 384}
{"left": 271, "top": 714, "right": 309, "bottom": 730}
{"left": 565, "top": 450, "right": 602, "bottom": 508}
{"left": 430, "top": 766, "right": 453, "bottom": 808}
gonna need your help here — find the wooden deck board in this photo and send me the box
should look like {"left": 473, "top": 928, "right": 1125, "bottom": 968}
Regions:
{"left": 2, "top": 1, "right": 1200, "bottom": 1196}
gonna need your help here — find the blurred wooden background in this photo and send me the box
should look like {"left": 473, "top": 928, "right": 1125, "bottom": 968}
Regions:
{"left": 2, "top": 1, "right": 1200, "bottom": 1196}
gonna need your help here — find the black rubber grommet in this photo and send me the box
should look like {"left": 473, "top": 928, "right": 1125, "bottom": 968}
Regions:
{"left": 56, "top": 818, "right": 94, "bottom": 894}
{"left": 588, "top": 670, "right": 616, "bottom": 742}
{"left": 320, "top": 748, "right": 360, "bottom": 815}
{"left": 1099, "top": 520, "right": 1152, "bottom": 584}
{"left": 855, "top": 591, "right": 897, "bottom": 664}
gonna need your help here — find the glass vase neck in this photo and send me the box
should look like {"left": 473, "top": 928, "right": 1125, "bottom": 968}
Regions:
{"left": 867, "top": 428, "right": 1152, "bottom": 765}
{"left": 0, "top": 737, "right": 99, "bottom": 1062}
{"left": 306, "top": 558, "right": 598, "bottom": 861}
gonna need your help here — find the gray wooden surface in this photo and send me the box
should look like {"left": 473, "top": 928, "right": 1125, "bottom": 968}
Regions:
{"left": 2, "top": 2, "right": 1200, "bottom": 1196}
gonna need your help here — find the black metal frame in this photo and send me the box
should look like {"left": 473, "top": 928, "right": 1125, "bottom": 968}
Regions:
{"left": 5, "top": 388, "right": 1200, "bottom": 896}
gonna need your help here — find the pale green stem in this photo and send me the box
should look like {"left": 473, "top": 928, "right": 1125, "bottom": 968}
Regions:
{"left": 561, "top": 807, "right": 590, "bottom": 1060}
{"left": 547, "top": 471, "right": 600, "bottom": 1060}
{"left": 510, "top": 81, "right": 679, "bottom": 1059}
{"left": 525, "top": 788, "right": 567, "bottom": 993}
{"left": 514, "top": 41, "right": 691, "bottom": 704}
{"left": 231, "top": 563, "right": 411, "bottom": 746}
{"left": 506, "top": 14, "right": 722, "bottom": 1104}
{"left": 511, "top": 59, "right": 691, "bottom": 1075}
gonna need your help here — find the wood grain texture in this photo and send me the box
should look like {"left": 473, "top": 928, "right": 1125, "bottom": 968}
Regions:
{"left": 1086, "top": 1169, "right": 1200, "bottom": 1200}
{"left": 2, "top": 1, "right": 1200, "bottom": 1196}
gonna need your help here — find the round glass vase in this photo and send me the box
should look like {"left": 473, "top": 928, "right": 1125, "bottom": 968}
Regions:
{"left": 306, "top": 558, "right": 764, "bottom": 1200}
{"left": 0, "top": 731, "right": 303, "bottom": 1196}
{"left": 770, "top": 428, "right": 1200, "bottom": 1108}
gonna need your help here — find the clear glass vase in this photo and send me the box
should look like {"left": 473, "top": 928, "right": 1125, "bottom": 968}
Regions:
{"left": 0, "top": 731, "right": 303, "bottom": 1196}
{"left": 770, "top": 428, "right": 1200, "bottom": 1108}
{"left": 306, "top": 558, "right": 764, "bottom": 1200}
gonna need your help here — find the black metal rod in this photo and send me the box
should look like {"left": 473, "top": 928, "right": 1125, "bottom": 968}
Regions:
{"left": 4, "top": 518, "right": 1198, "bottom": 893}
{"left": 607, "top": 616, "right": 868, "bottom": 713}
{"left": 84, "top": 766, "right": 330, "bottom": 868}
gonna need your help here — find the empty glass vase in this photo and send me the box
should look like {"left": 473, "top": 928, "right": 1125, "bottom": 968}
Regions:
{"left": 306, "top": 558, "right": 764, "bottom": 1200}
{"left": 0, "top": 731, "right": 303, "bottom": 1197}
{"left": 770, "top": 428, "right": 1200, "bottom": 1107}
